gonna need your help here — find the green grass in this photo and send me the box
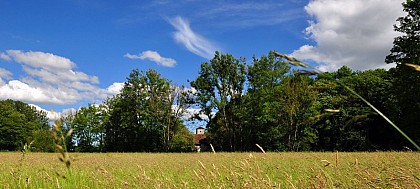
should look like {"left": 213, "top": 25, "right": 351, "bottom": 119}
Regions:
{"left": 0, "top": 152, "right": 418, "bottom": 188}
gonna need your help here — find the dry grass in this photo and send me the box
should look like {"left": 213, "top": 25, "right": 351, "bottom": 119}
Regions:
{"left": 0, "top": 152, "right": 419, "bottom": 188}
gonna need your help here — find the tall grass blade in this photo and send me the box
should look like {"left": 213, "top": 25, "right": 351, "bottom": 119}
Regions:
{"left": 338, "top": 81, "right": 420, "bottom": 151}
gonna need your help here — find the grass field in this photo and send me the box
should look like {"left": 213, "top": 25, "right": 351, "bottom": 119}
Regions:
{"left": 0, "top": 152, "right": 418, "bottom": 188}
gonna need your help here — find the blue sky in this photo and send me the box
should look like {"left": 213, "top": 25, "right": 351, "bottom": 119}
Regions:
{"left": 0, "top": 0, "right": 404, "bottom": 120}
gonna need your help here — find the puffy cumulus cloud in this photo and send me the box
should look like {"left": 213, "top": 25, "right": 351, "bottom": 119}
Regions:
{"left": 0, "top": 80, "right": 73, "bottom": 104}
{"left": 170, "top": 105, "right": 206, "bottom": 120}
{"left": 124, "top": 50, "right": 176, "bottom": 67}
{"left": 0, "top": 50, "right": 115, "bottom": 105}
{"left": 5, "top": 50, "right": 75, "bottom": 71}
{"left": 181, "top": 107, "right": 216, "bottom": 121}
{"left": 29, "top": 104, "right": 77, "bottom": 122}
{"left": 169, "top": 16, "right": 220, "bottom": 59}
{"left": 292, "top": 0, "right": 405, "bottom": 71}
{"left": 106, "top": 82, "right": 124, "bottom": 95}
{"left": 62, "top": 108, "right": 77, "bottom": 116}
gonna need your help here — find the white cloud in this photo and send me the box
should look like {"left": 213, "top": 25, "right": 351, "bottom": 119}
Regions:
{"left": 181, "top": 107, "right": 217, "bottom": 121}
{"left": 0, "top": 68, "right": 12, "bottom": 79}
{"left": 62, "top": 108, "right": 77, "bottom": 117}
{"left": 124, "top": 50, "right": 176, "bottom": 67}
{"left": 69, "top": 81, "right": 100, "bottom": 92}
{"left": 0, "top": 52, "right": 11, "bottom": 61}
{"left": 170, "top": 104, "right": 207, "bottom": 121}
{"left": 169, "top": 16, "right": 219, "bottom": 59}
{"left": 106, "top": 82, "right": 124, "bottom": 95}
{"left": 29, "top": 104, "right": 61, "bottom": 121}
{"left": 0, "top": 50, "right": 109, "bottom": 105}
{"left": 5, "top": 50, "right": 75, "bottom": 71}
{"left": 292, "top": 0, "right": 404, "bottom": 71}
{"left": 0, "top": 80, "right": 64, "bottom": 104}
{"left": 22, "top": 66, "right": 99, "bottom": 84}
{"left": 29, "top": 104, "right": 77, "bottom": 122}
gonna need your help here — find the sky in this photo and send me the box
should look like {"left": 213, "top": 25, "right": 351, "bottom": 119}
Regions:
{"left": 0, "top": 0, "right": 405, "bottom": 121}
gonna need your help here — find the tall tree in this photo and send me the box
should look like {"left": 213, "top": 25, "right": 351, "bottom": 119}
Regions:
{"left": 165, "top": 85, "right": 194, "bottom": 151}
{"left": 278, "top": 74, "right": 318, "bottom": 151}
{"left": 385, "top": 0, "right": 420, "bottom": 148}
{"left": 104, "top": 69, "right": 166, "bottom": 151}
{"left": 245, "top": 51, "right": 290, "bottom": 151}
{"left": 103, "top": 69, "right": 193, "bottom": 152}
{"left": 312, "top": 67, "right": 398, "bottom": 151}
{"left": 190, "top": 52, "right": 246, "bottom": 151}
{"left": 71, "top": 104, "right": 104, "bottom": 152}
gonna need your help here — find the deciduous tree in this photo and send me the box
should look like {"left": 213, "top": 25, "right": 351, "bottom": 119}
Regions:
{"left": 385, "top": 0, "right": 420, "bottom": 147}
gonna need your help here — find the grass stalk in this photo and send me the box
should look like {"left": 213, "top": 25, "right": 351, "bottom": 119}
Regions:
{"left": 337, "top": 81, "right": 420, "bottom": 151}
{"left": 255, "top": 144, "right": 266, "bottom": 154}
{"left": 274, "top": 51, "right": 420, "bottom": 151}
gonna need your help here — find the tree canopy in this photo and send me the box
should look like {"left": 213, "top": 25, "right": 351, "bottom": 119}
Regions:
{"left": 385, "top": 0, "right": 420, "bottom": 148}
{"left": 0, "top": 1, "right": 418, "bottom": 152}
{"left": 0, "top": 99, "right": 54, "bottom": 152}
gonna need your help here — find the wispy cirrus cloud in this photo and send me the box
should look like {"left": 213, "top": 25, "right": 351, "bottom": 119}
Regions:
{"left": 119, "top": 1, "right": 304, "bottom": 30}
{"left": 168, "top": 16, "right": 219, "bottom": 59}
{"left": 0, "top": 50, "right": 122, "bottom": 105}
{"left": 292, "top": 0, "right": 404, "bottom": 71}
{"left": 124, "top": 50, "right": 176, "bottom": 67}
{"left": 194, "top": 1, "right": 304, "bottom": 29}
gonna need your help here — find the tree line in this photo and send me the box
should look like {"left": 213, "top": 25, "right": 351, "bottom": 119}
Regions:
{"left": 190, "top": 51, "right": 419, "bottom": 152}
{"left": 0, "top": 0, "right": 418, "bottom": 152}
{"left": 0, "top": 69, "right": 195, "bottom": 152}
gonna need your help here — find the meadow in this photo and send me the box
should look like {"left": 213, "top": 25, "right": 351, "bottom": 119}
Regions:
{"left": 0, "top": 152, "right": 418, "bottom": 188}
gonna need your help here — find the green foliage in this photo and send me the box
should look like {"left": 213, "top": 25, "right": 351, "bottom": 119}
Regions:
{"left": 0, "top": 2, "right": 418, "bottom": 152}
{"left": 0, "top": 99, "right": 53, "bottom": 152}
{"left": 102, "top": 69, "right": 193, "bottom": 152}
{"left": 385, "top": 0, "right": 420, "bottom": 65}
{"left": 1, "top": 53, "right": 418, "bottom": 152}
{"left": 245, "top": 51, "right": 291, "bottom": 151}
{"left": 385, "top": 0, "right": 420, "bottom": 148}
{"left": 188, "top": 49, "right": 419, "bottom": 151}
{"left": 190, "top": 52, "right": 246, "bottom": 151}
{"left": 168, "top": 123, "right": 194, "bottom": 152}
{"left": 71, "top": 104, "right": 104, "bottom": 152}
{"left": 31, "top": 128, "right": 55, "bottom": 152}
{"left": 278, "top": 74, "right": 318, "bottom": 151}
{"left": 311, "top": 67, "right": 402, "bottom": 151}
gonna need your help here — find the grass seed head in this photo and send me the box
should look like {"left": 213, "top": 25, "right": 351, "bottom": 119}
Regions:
{"left": 66, "top": 129, "right": 73, "bottom": 137}
{"left": 65, "top": 160, "right": 71, "bottom": 169}
{"left": 324, "top": 109, "right": 340, "bottom": 113}
{"left": 297, "top": 70, "right": 320, "bottom": 75}
{"left": 404, "top": 63, "right": 420, "bottom": 71}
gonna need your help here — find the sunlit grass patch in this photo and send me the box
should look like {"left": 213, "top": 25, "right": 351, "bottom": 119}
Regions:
{"left": 0, "top": 152, "right": 418, "bottom": 188}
